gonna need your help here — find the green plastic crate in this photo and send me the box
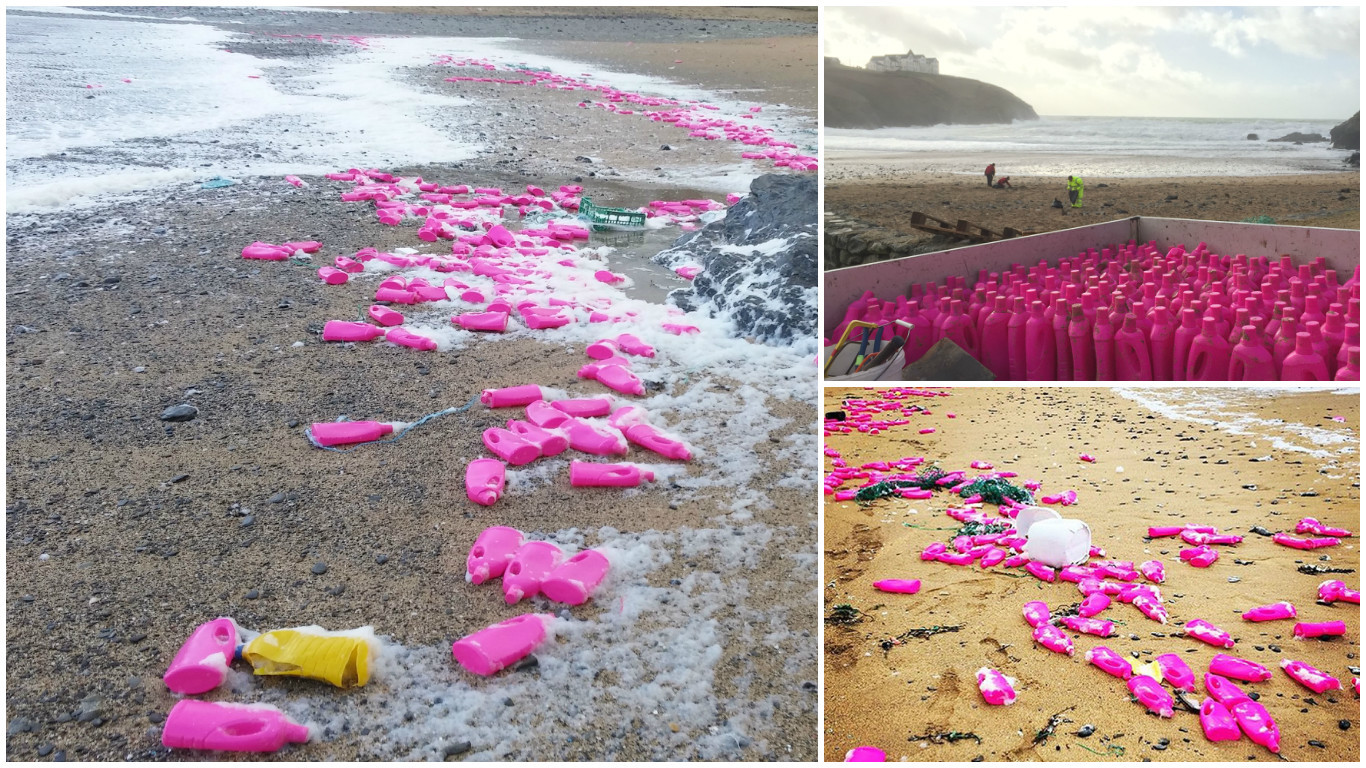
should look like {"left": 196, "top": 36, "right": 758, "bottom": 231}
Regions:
{"left": 580, "top": 197, "right": 647, "bottom": 231}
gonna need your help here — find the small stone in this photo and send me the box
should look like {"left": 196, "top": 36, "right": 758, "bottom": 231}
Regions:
{"left": 1308, "top": 740, "right": 1327, "bottom": 748}
{"left": 269, "top": 492, "right": 285, "bottom": 504}
{"left": 148, "top": 712, "right": 164, "bottom": 725}
{"left": 245, "top": 589, "right": 259, "bottom": 600}
{"left": 240, "top": 515, "right": 254, "bottom": 527}
{"left": 1339, "top": 719, "right": 1351, "bottom": 730}
{"left": 159, "top": 404, "right": 198, "bottom": 422}
{"left": 511, "top": 655, "right": 538, "bottom": 672}
{"left": 1227, "top": 577, "right": 1241, "bottom": 583}
{"left": 443, "top": 741, "right": 471, "bottom": 758}
{"left": 1152, "top": 743, "right": 1167, "bottom": 751}
{"left": 1248, "top": 692, "right": 1260, "bottom": 701}
{"left": 287, "top": 420, "right": 300, "bottom": 428}
{"left": 311, "top": 562, "right": 328, "bottom": 575}
{"left": 375, "top": 554, "right": 389, "bottom": 565}
{"left": 660, "top": 144, "right": 674, "bottom": 151}
{"left": 1077, "top": 724, "right": 1095, "bottom": 738}
{"left": 133, "top": 366, "right": 146, "bottom": 373}
{"left": 37, "top": 744, "right": 54, "bottom": 757}
{"left": 170, "top": 474, "right": 189, "bottom": 484}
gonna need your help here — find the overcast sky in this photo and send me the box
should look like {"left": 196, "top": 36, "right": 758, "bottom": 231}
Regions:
{"left": 824, "top": 6, "right": 1360, "bottom": 119}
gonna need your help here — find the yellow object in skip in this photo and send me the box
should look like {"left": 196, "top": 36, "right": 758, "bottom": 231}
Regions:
{"left": 242, "top": 626, "right": 373, "bottom": 688}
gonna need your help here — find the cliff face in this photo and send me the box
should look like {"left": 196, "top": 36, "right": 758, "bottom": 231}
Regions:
{"left": 825, "top": 63, "right": 1038, "bottom": 129}
{"left": 1330, "top": 111, "right": 1360, "bottom": 150}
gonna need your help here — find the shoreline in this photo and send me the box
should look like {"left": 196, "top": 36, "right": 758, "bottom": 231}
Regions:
{"left": 823, "top": 386, "right": 1360, "bottom": 763}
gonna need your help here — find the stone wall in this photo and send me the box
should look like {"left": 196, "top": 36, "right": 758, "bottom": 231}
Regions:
{"left": 824, "top": 212, "right": 931, "bottom": 270}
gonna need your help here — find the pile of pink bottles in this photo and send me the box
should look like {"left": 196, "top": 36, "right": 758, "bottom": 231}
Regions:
{"left": 830, "top": 243, "right": 1360, "bottom": 381}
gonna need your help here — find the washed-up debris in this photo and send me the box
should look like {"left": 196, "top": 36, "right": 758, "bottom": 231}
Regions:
{"left": 907, "top": 730, "right": 981, "bottom": 745}
{"left": 826, "top": 604, "right": 865, "bottom": 626}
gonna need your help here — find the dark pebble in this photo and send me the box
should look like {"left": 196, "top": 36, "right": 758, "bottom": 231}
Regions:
{"left": 129, "top": 633, "right": 146, "bottom": 643}
{"left": 159, "top": 404, "right": 198, "bottom": 422}
{"left": 37, "top": 744, "right": 54, "bottom": 757}
{"left": 1157, "top": 737, "right": 1169, "bottom": 746}
{"left": 1153, "top": 743, "right": 1167, "bottom": 751}
{"left": 239, "top": 515, "right": 255, "bottom": 527}
{"left": 1339, "top": 720, "right": 1351, "bottom": 730}
{"left": 1078, "top": 724, "right": 1095, "bottom": 737}
{"left": 1254, "top": 645, "right": 1264, "bottom": 651}
{"left": 971, "top": 757, "right": 984, "bottom": 762}
{"left": 511, "top": 655, "right": 539, "bottom": 672}
{"left": 53, "top": 751, "right": 66, "bottom": 761}
{"left": 443, "top": 741, "right": 471, "bottom": 758}
{"left": 269, "top": 492, "right": 285, "bottom": 504}
{"left": 148, "top": 712, "right": 164, "bottom": 724}
{"left": 245, "top": 589, "right": 260, "bottom": 600}
{"left": 170, "top": 473, "right": 189, "bottom": 484}
{"left": 1308, "top": 740, "right": 1326, "bottom": 748}
{"left": 1248, "top": 692, "right": 1260, "bottom": 701}
{"left": 375, "top": 554, "right": 389, "bottom": 565}
{"left": 311, "top": 562, "right": 328, "bottom": 575}
{"left": 503, "top": 698, "right": 514, "bottom": 707}
{"left": 1268, "top": 645, "right": 1281, "bottom": 652}
{"left": 287, "top": 420, "right": 300, "bottom": 428}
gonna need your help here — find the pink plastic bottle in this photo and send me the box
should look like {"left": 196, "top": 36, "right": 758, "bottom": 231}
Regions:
{"left": 1204, "top": 672, "right": 1251, "bottom": 705}
{"left": 1148, "top": 306, "right": 1175, "bottom": 380}
{"left": 464, "top": 458, "right": 506, "bottom": 506}
{"left": 162, "top": 700, "right": 309, "bottom": 753}
{"left": 564, "top": 420, "right": 627, "bottom": 456}
{"left": 1085, "top": 646, "right": 1132, "bottom": 679}
{"left": 623, "top": 423, "right": 691, "bottom": 460}
{"left": 552, "top": 398, "right": 615, "bottom": 418}
{"left": 467, "top": 526, "right": 525, "bottom": 584}
{"left": 1228, "top": 325, "right": 1275, "bottom": 380}
{"left": 1184, "top": 619, "right": 1235, "bottom": 648}
{"left": 1066, "top": 303, "right": 1095, "bottom": 380}
{"left": 1186, "top": 316, "right": 1232, "bottom": 381}
{"left": 980, "top": 296, "right": 1011, "bottom": 379}
{"left": 1127, "top": 675, "right": 1174, "bottom": 717}
{"left": 455, "top": 311, "right": 510, "bottom": 333}
{"left": 451, "top": 614, "right": 553, "bottom": 676}
{"left": 1155, "top": 653, "right": 1196, "bottom": 692}
{"left": 1092, "top": 307, "right": 1116, "bottom": 380}
{"left": 368, "top": 305, "right": 404, "bottom": 327}
{"left": 1241, "top": 601, "right": 1296, "bottom": 621}
{"left": 1209, "top": 653, "right": 1272, "bottom": 682}
{"left": 1199, "top": 698, "right": 1241, "bottom": 742}
{"left": 1271, "top": 316, "right": 1298, "bottom": 375}
{"left": 976, "top": 667, "right": 1016, "bottom": 705}
{"left": 1171, "top": 307, "right": 1200, "bottom": 380}
{"left": 386, "top": 327, "right": 437, "bottom": 351}
{"left": 1022, "top": 601, "right": 1051, "bottom": 628}
{"left": 615, "top": 333, "right": 656, "bottom": 357}
{"left": 541, "top": 549, "right": 611, "bottom": 604}
{"left": 482, "top": 385, "right": 543, "bottom": 408}
{"left": 844, "top": 747, "right": 886, "bottom": 762}
{"left": 590, "top": 364, "right": 646, "bottom": 396}
{"left": 1024, "top": 301, "right": 1056, "bottom": 381}
{"left": 317, "top": 266, "right": 349, "bottom": 285}
{"left": 1336, "top": 345, "right": 1360, "bottom": 380}
{"left": 507, "top": 420, "right": 569, "bottom": 457}
{"left": 569, "top": 461, "right": 654, "bottom": 487}
{"left": 483, "top": 428, "right": 541, "bottom": 466}
{"left": 1280, "top": 659, "right": 1341, "bottom": 692}
{"left": 335, "top": 256, "right": 364, "bottom": 274}
{"left": 1032, "top": 623, "right": 1073, "bottom": 655}
{"left": 872, "top": 579, "right": 921, "bottom": 594}
{"left": 1292, "top": 620, "right": 1346, "bottom": 639}
{"left": 1114, "top": 313, "right": 1153, "bottom": 380}
{"left": 1229, "top": 698, "right": 1280, "bottom": 753}
{"left": 163, "top": 618, "right": 240, "bottom": 694}
{"left": 1050, "top": 297, "right": 1073, "bottom": 380}
{"left": 502, "top": 541, "right": 565, "bottom": 604}
{"left": 1280, "top": 331, "right": 1329, "bottom": 380}
{"left": 310, "top": 421, "right": 393, "bottom": 447}
{"left": 322, "top": 321, "right": 386, "bottom": 342}
{"left": 1006, "top": 296, "right": 1029, "bottom": 380}
{"left": 942, "top": 298, "right": 980, "bottom": 358}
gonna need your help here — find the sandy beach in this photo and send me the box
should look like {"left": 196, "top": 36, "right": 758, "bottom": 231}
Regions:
{"left": 823, "top": 386, "right": 1359, "bottom": 762}
{"left": 825, "top": 170, "right": 1361, "bottom": 257}
{"left": 5, "top": 7, "right": 817, "bottom": 762}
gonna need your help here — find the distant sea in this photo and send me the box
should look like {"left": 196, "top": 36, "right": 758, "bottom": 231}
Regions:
{"left": 826, "top": 116, "right": 1355, "bottom": 177}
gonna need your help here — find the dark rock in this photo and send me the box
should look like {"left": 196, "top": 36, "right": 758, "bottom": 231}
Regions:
{"left": 443, "top": 741, "right": 472, "bottom": 759}
{"left": 1077, "top": 724, "right": 1095, "bottom": 737}
{"left": 654, "top": 174, "right": 815, "bottom": 345}
{"left": 660, "top": 144, "right": 674, "bottom": 151}
{"left": 38, "top": 743, "right": 55, "bottom": 757}
{"left": 375, "top": 554, "right": 389, "bottom": 565}
{"left": 1246, "top": 133, "right": 1258, "bottom": 140}
{"left": 311, "top": 562, "right": 328, "bottom": 575}
{"left": 1268, "top": 132, "right": 1328, "bottom": 144}
{"left": 1330, "top": 111, "right": 1360, "bottom": 150}
{"left": 245, "top": 589, "right": 259, "bottom": 599}
{"left": 159, "top": 404, "right": 198, "bottom": 422}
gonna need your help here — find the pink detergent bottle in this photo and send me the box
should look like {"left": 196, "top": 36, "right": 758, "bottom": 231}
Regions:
{"left": 482, "top": 384, "right": 544, "bottom": 408}
{"left": 1228, "top": 325, "right": 1275, "bottom": 380}
{"left": 1155, "top": 653, "right": 1196, "bottom": 692}
{"left": 367, "top": 305, "right": 404, "bottom": 327}
{"left": 1337, "top": 346, "right": 1361, "bottom": 380}
{"left": 1050, "top": 297, "right": 1073, "bottom": 380}
{"left": 163, "top": 618, "right": 240, "bottom": 694}
{"left": 1148, "top": 305, "right": 1175, "bottom": 380}
{"left": 552, "top": 398, "right": 615, "bottom": 418}
{"left": 1006, "top": 296, "right": 1029, "bottom": 380}
{"left": 1280, "top": 331, "right": 1329, "bottom": 381}
{"left": 941, "top": 298, "right": 980, "bottom": 358}
{"left": 162, "top": 700, "right": 309, "bottom": 753}
{"left": 872, "top": 579, "right": 921, "bottom": 594}
{"left": 455, "top": 311, "right": 510, "bottom": 333}
{"left": 322, "top": 321, "right": 386, "bottom": 343}
{"left": 526, "top": 400, "right": 571, "bottom": 428}
{"left": 1187, "top": 316, "right": 1232, "bottom": 381}
{"left": 980, "top": 296, "right": 1012, "bottom": 379}
{"left": 845, "top": 746, "right": 886, "bottom": 762}
{"left": 1024, "top": 301, "right": 1056, "bottom": 381}
{"left": 1199, "top": 698, "right": 1242, "bottom": 741}
{"left": 507, "top": 420, "right": 569, "bottom": 456}
{"left": 1092, "top": 307, "right": 1116, "bottom": 380}
{"left": 386, "top": 327, "right": 437, "bottom": 351}
{"left": 615, "top": 333, "right": 656, "bottom": 357}
{"left": 310, "top": 421, "right": 393, "bottom": 447}
{"left": 541, "top": 549, "right": 611, "bottom": 605}
{"left": 467, "top": 526, "right": 525, "bottom": 584}
{"left": 1068, "top": 303, "right": 1095, "bottom": 380}
{"left": 1171, "top": 307, "right": 1200, "bottom": 380}
{"left": 1230, "top": 698, "right": 1280, "bottom": 753}
{"left": 624, "top": 423, "right": 691, "bottom": 460}
{"left": 1114, "top": 313, "right": 1153, "bottom": 380}
{"left": 502, "top": 541, "right": 564, "bottom": 604}
{"left": 452, "top": 614, "right": 553, "bottom": 676}
{"left": 900, "top": 299, "right": 934, "bottom": 367}
{"left": 564, "top": 420, "right": 627, "bottom": 456}
{"left": 569, "top": 461, "right": 654, "bottom": 487}
{"left": 464, "top": 458, "right": 506, "bottom": 506}
{"left": 1271, "top": 316, "right": 1298, "bottom": 375}
{"left": 483, "top": 427, "right": 541, "bottom": 466}
{"left": 590, "top": 364, "right": 646, "bottom": 396}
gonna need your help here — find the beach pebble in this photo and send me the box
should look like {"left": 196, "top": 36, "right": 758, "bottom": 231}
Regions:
{"left": 1078, "top": 724, "right": 1095, "bottom": 737}
{"left": 269, "top": 492, "right": 285, "bottom": 504}
{"left": 245, "top": 589, "right": 259, "bottom": 599}
{"left": 443, "top": 741, "right": 472, "bottom": 759}
{"left": 133, "top": 366, "right": 146, "bottom": 373}
{"left": 1340, "top": 720, "right": 1351, "bottom": 730}
{"left": 37, "top": 744, "right": 54, "bottom": 757}
{"left": 311, "top": 562, "right": 328, "bottom": 575}
{"left": 375, "top": 554, "right": 388, "bottom": 565}
{"left": 159, "top": 404, "right": 198, "bottom": 422}
{"left": 240, "top": 515, "right": 254, "bottom": 527}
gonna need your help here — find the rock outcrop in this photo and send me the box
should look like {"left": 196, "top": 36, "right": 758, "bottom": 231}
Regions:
{"left": 1331, "top": 111, "right": 1360, "bottom": 150}
{"left": 654, "top": 174, "right": 816, "bottom": 346}
{"left": 825, "top": 61, "right": 1037, "bottom": 129}
{"left": 1268, "top": 132, "right": 1328, "bottom": 144}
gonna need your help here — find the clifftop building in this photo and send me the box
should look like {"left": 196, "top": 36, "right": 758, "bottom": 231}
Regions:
{"left": 867, "top": 49, "right": 939, "bottom": 75}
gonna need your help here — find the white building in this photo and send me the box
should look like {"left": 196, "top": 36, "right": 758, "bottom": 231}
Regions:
{"left": 867, "top": 49, "right": 939, "bottom": 75}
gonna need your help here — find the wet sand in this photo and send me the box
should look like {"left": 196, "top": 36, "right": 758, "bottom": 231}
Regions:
{"left": 4, "top": 9, "right": 817, "bottom": 763}
{"left": 825, "top": 171, "right": 1360, "bottom": 254}
{"left": 823, "top": 386, "right": 1359, "bottom": 762}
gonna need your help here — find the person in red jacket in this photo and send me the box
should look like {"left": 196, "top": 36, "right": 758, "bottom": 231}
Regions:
{"left": 994, "top": 176, "right": 1012, "bottom": 188}
{"left": 985, "top": 163, "right": 996, "bottom": 187}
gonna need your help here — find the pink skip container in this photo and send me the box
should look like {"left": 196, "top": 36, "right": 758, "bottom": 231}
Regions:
{"left": 976, "top": 667, "right": 1016, "bottom": 705}
{"left": 483, "top": 427, "right": 540, "bottom": 466}
{"left": 163, "top": 618, "right": 240, "bottom": 694}
{"left": 464, "top": 458, "right": 505, "bottom": 506}
{"left": 541, "top": 549, "right": 610, "bottom": 605}
{"left": 162, "top": 700, "right": 309, "bottom": 753}
{"left": 872, "top": 579, "right": 921, "bottom": 595}
{"left": 482, "top": 385, "right": 543, "bottom": 408}
{"left": 569, "top": 461, "right": 654, "bottom": 487}
{"left": 310, "top": 421, "right": 392, "bottom": 447}
{"left": 503, "top": 541, "right": 565, "bottom": 604}
{"left": 322, "top": 321, "right": 386, "bottom": 342}
{"left": 507, "top": 419, "right": 569, "bottom": 457}
{"left": 452, "top": 614, "right": 553, "bottom": 676}
{"left": 467, "top": 526, "right": 524, "bottom": 585}
{"left": 1199, "top": 698, "right": 1241, "bottom": 742}
{"left": 368, "top": 305, "right": 404, "bottom": 326}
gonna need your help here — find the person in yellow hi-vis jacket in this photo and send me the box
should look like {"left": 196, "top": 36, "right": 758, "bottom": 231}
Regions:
{"left": 1067, "top": 175, "right": 1084, "bottom": 208}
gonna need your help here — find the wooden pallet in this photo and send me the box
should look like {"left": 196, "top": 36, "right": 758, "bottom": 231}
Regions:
{"left": 909, "top": 211, "right": 1033, "bottom": 243}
